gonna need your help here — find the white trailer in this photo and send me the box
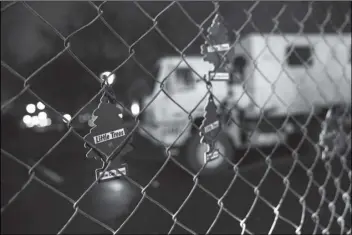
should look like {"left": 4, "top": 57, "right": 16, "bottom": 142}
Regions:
{"left": 136, "top": 33, "right": 351, "bottom": 174}
{"left": 235, "top": 33, "right": 351, "bottom": 117}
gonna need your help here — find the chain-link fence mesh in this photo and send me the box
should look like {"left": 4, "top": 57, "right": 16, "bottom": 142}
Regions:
{"left": 1, "top": 1, "right": 351, "bottom": 234}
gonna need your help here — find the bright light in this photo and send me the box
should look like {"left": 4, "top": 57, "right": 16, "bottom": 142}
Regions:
{"left": 26, "top": 121, "right": 34, "bottom": 128}
{"left": 37, "top": 102, "right": 45, "bottom": 110}
{"left": 131, "top": 101, "right": 140, "bottom": 116}
{"left": 26, "top": 104, "right": 36, "bottom": 114}
{"left": 108, "top": 181, "right": 125, "bottom": 192}
{"left": 100, "top": 71, "right": 116, "bottom": 85}
{"left": 63, "top": 114, "right": 71, "bottom": 123}
{"left": 107, "top": 74, "right": 116, "bottom": 85}
{"left": 22, "top": 115, "right": 32, "bottom": 125}
{"left": 118, "top": 113, "right": 123, "bottom": 118}
{"left": 32, "top": 116, "right": 39, "bottom": 126}
{"left": 47, "top": 118, "right": 52, "bottom": 126}
{"left": 38, "top": 118, "right": 48, "bottom": 127}
{"left": 38, "top": 111, "right": 47, "bottom": 120}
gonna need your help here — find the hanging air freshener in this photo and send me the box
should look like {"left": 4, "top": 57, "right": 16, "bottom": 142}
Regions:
{"left": 199, "top": 93, "right": 222, "bottom": 163}
{"left": 200, "top": 13, "right": 234, "bottom": 163}
{"left": 201, "top": 14, "right": 235, "bottom": 82}
{"left": 83, "top": 72, "right": 134, "bottom": 180}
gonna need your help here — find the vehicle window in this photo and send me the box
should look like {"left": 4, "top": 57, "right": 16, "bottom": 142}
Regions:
{"left": 165, "top": 67, "right": 196, "bottom": 93}
{"left": 233, "top": 55, "right": 247, "bottom": 73}
{"left": 286, "top": 45, "right": 313, "bottom": 67}
{"left": 232, "top": 55, "right": 247, "bottom": 83}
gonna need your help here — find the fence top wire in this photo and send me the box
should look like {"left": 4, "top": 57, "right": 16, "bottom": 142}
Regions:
{"left": 1, "top": 1, "right": 351, "bottom": 234}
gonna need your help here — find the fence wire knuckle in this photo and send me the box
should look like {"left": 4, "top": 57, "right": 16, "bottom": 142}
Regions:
{"left": 1, "top": 1, "right": 351, "bottom": 234}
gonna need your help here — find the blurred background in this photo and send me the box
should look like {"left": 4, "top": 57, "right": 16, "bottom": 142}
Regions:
{"left": 1, "top": 1, "right": 351, "bottom": 234}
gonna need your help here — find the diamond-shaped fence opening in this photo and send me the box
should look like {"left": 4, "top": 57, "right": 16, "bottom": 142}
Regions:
{"left": 1, "top": 1, "right": 351, "bottom": 234}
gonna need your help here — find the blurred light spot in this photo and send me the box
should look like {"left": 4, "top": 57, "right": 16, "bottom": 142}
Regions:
{"left": 151, "top": 180, "right": 160, "bottom": 188}
{"left": 108, "top": 181, "right": 125, "bottom": 192}
{"left": 118, "top": 113, "right": 123, "bottom": 118}
{"left": 63, "top": 114, "right": 71, "bottom": 123}
{"left": 131, "top": 101, "right": 140, "bottom": 116}
{"left": 42, "top": 167, "right": 64, "bottom": 184}
{"left": 26, "top": 104, "right": 36, "bottom": 114}
{"left": 100, "top": 71, "right": 116, "bottom": 85}
{"left": 38, "top": 111, "right": 47, "bottom": 120}
{"left": 79, "top": 113, "right": 91, "bottom": 123}
{"left": 37, "top": 102, "right": 45, "bottom": 110}
{"left": 32, "top": 116, "right": 39, "bottom": 126}
{"left": 38, "top": 118, "right": 48, "bottom": 127}
{"left": 47, "top": 118, "right": 52, "bottom": 126}
{"left": 26, "top": 121, "right": 34, "bottom": 128}
{"left": 23, "top": 115, "right": 32, "bottom": 125}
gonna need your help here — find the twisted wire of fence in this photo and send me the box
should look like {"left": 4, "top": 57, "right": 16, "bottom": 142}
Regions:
{"left": 1, "top": 1, "right": 351, "bottom": 234}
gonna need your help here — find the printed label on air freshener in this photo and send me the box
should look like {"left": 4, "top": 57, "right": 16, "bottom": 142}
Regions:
{"left": 209, "top": 72, "right": 229, "bottom": 80}
{"left": 207, "top": 43, "right": 230, "bottom": 53}
{"left": 93, "top": 128, "right": 126, "bottom": 144}
{"left": 96, "top": 165, "right": 128, "bottom": 181}
{"left": 204, "top": 150, "right": 220, "bottom": 163}
{"left": 204, "top": 120, "right": 220, "bottom": 133}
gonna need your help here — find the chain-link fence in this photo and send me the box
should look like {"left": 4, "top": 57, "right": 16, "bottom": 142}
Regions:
{"left": 1, "top": 1, "right": 351, "bottom": 234}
